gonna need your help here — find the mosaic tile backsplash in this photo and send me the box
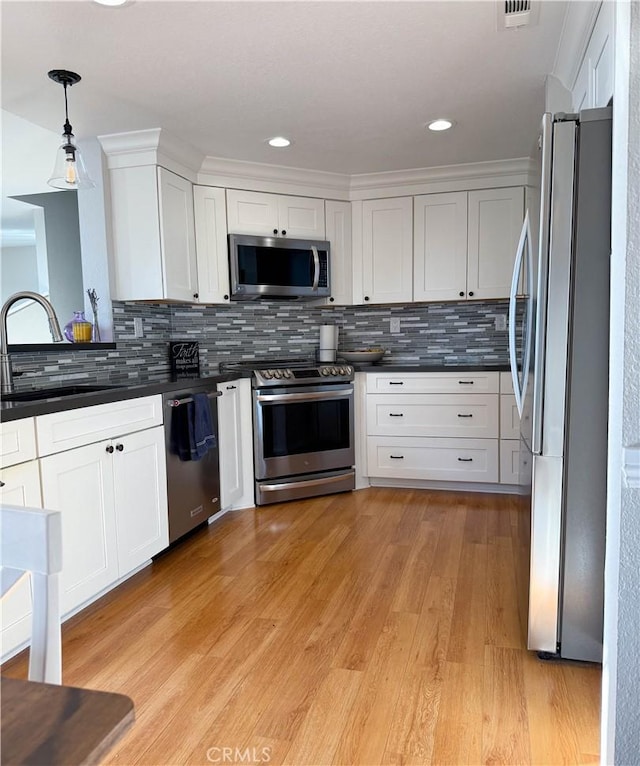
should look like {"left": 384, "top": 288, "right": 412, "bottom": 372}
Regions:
{"left": 11, "top": 299, "right": 513, "bottom": 389}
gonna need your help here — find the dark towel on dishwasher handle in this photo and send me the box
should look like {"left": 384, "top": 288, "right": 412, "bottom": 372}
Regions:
{"left": 170, "top": 392, "right": 217, "bottom": 461}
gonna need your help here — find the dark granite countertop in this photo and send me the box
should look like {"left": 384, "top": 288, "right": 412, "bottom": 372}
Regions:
{"left": 0, "top": 372, "right": 244, "bottom": 422}
{"left": 1, "top": 363, "right": 511, "bottom": 422}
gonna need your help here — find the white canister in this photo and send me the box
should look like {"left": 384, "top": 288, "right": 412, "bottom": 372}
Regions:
{"left": 319, "top": 324, "right": 338, "bottom": 362}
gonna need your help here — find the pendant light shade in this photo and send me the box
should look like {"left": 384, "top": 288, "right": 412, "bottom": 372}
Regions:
{"left": 47, "top": 69, "right": 95, "bottom": 190}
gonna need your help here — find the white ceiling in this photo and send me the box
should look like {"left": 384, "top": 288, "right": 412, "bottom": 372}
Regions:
{"left": 1, "top": 0, "right": 571, "bottom": 178}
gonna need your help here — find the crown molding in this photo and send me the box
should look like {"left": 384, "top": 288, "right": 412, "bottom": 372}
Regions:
{"left": 98, "top": 128, "right": 203, "bottom": 182}
{"left": 552, "top": 0, "right": 602, "bottom": 92}
{"left": 197, "top": 155, "right": 533, "bottom": 201}
{"left": 198, "top": 156, "right": 351, "bottom": 200}
{"left": 348, "top": 157, "right": 534, "bottom": 199}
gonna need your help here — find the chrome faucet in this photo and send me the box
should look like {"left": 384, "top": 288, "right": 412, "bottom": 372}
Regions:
{"left": 1, "top": 291, "right": 64, "bottom": 395}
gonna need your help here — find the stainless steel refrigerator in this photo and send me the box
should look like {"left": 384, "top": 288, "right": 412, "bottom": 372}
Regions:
{"left": 508, "top": 107, "right": 612, "bottom": 663}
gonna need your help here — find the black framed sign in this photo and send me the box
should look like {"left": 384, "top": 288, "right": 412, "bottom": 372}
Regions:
{"left": 169, "top": 341, "right": 200, "bottom": 379}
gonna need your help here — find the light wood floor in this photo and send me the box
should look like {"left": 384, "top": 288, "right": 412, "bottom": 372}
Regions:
{"left": 2, "top": 488, "right": 601, "bottom": 765}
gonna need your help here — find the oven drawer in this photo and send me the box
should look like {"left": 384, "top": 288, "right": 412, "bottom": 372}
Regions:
{"left": 367, "top": 436, "right": 499, "bottom": 483}
{"left": 366, "top": 393, "right": 498, "bottom": 438}
{"left": 255, "top": 468, "right": 355, "bottom": 505}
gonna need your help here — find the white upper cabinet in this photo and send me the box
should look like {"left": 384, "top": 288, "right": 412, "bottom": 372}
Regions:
{"left": 226, "top": 189, "right": 325, "bottom": 239}
{"left": 358, "top": 197, "right": 413, "bottom": 305}
{"left": 467, "top": 187, "right": 524, "bottom": 300}
{"left": 109, "top": 165, "right": 198, "bottom": 302}
{"left": 571, "top": 2, "right": 614, "bottom": 111}
{"left": 413, "top": 188, "right": 523, "bottom": 302}
{"left": 414, "top": 192, "right": 468, "bottom": 302}
{"left": 325, "top": 200, "right": 353, "bottom": 306}
{"left": 193, "top": 185, "right": 231, "bottom": 304}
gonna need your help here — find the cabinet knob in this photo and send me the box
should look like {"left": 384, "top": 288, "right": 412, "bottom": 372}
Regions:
{"left": 193, "top": 293, "right": 199, "bottom": 300}
{"left": 106, "top": 445, "right": 114, "bottom": 454}
{"left": 459, "top": 291, "right": 465, "bottom": 297}
{"left": 364, "top": 296, "right": 370, "bottom": 302}
{"left": 273, "top": 229, "right": 278, "bottom": 235}
{"left": 0, "top": 480, "right": 5, "bottom": 488}
{"left": 281, "top": 230, "right": 287, "bottom": 236}
{"left": 116, "top": 443, "right": 124, "bottom": 452}
{"left": 223, "top": 294, "right": 229, "bottom": 300}
{"left": 226, "top": 385, "right": 237, "bottom": 390}
{"left": 329, "top": 297, "right": 335, "bottom": 302}
{"left": 468, "top": 291, "right": 474, "bottom": 297}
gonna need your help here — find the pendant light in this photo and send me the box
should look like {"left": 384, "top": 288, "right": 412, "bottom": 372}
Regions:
{"left": 47, "top": 69, "right": 94, "bottom": 189}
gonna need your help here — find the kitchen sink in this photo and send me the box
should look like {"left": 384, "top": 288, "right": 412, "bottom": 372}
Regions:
{"left": 2, "top": 384, "right": 124, "bottom": 403}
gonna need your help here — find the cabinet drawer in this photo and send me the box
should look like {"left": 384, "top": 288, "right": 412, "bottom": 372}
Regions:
{"left": 500, "top": 394, "right": 520, "bottom": 439}
{"left": 500, "top": 439, "right": 520, "bottom": 484}
{"left": 366, "top": 371, "right": 499, "bottom": 395}
{"left": 367, "top": 436, "right": 499, "bottom": 483}
{"left": 36, "top": 395, "right": 163, "bottom": 456}
{"left": 500, "top": 371, "right": 515, "bottom": 395}
{"left": 0, "top": 418, "right": 37, "bottom": 467}
{"left": 367, "top": 394, "right": 498, "bottom": 438}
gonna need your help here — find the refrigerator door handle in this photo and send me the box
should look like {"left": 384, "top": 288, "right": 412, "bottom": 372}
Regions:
{"left": 509, "top": 211, "right": 533, "bottom": 417}
{"left": 531, "top": 113, "right": 554, "bottom": 455}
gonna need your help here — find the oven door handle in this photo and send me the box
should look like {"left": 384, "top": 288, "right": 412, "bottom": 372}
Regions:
{"left": 256, "top": 388, "right": 353, "bottom": 403}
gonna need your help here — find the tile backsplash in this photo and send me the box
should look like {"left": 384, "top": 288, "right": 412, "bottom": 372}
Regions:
{"left": 12, "top": 299, "right": 513, "bottom": 389}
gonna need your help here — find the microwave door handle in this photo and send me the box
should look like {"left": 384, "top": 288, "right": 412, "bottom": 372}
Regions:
{"left": 311, "top": 246, "right": 320, "bottom": 291}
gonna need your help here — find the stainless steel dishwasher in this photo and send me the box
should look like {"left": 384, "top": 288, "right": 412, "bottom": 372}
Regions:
{"left": 162, "top": 380, "right": 221, "bottom": 544}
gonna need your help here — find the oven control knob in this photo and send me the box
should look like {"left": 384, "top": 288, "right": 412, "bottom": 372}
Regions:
{"left": 338, "top": 367, "right": 346, "bottom": 375}
{"left": 284, "top": 369, "right": 292, "bottom": 378}
{"left": 262, "top": 370, "right": 273, "bottom": 379}
{"left": 274, "top": 370, "right": 283, "bottom": 379}
{"left": 320, "top": 367, "right": 329, "bottom": 376}
{"left": 331, "top": 367, "right": 338, "bottom": 375}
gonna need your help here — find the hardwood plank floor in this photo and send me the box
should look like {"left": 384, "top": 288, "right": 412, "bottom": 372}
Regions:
{"left": 2, "top": 488, "right": 601, "bottom": 765}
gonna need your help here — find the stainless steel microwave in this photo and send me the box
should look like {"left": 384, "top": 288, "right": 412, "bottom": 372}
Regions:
{"left": 228, "top": 234, "right": 331, "bottom": 300}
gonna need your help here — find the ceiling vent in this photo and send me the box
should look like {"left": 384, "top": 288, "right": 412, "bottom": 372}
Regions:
{"left": 498, "top": 0, "right": 539, "bottom": 30}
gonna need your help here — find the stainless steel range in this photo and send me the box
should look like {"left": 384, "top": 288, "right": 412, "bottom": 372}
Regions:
{"left": 221, "top": 358, "right": 355, "bottom": 505}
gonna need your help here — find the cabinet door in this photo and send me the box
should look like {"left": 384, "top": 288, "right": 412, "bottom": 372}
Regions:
{"left": 217, "top": 379, "right": 254, "bottom": 510}
{"left": 226, "top": 190, "right": 279, "bottom": 235}
{"left": 193, "top": 185, "right": 231, "bottom": 304}
{"left": 40, "top": 443, "right": 118, "bottom": 616}
{"left": 361, "top": 197, "right": 413, "bottom": 304}
{"left": 0, "top": 460, "right": 42, "bottom": 659}
{"left": 590, "top": 1, "right": 614, "bottom": 108}
{"left": 112, "top": 427, "right": 169, "bottom": 575}
{"left": 277, "top": 196, "right": 325, "bottom": 238}
{"left": 414, "top": 192, "right": 468, "bottom": 302}
{"left": 1, "top": 418, "right": 37, "bottom": 468}
{"left": 467, "top": 187, "right": 524, "bottom": 300}
{"left": 325, "top": 200, "right": 352, "bottom": 305}
{"left": 157, "top": 167, "right": 199, "bottom": 302}
{"left": 217, "top": 381, "right": 244, "bottom": 510}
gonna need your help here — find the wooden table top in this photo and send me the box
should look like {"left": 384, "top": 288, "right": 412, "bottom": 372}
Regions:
{"left": 1, "top": 676, "right": 134, "bottom": 765}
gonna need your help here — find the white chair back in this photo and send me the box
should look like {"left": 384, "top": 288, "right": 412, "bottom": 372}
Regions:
{"left": 1, "top": 504, "right": 62, "bottom": 683}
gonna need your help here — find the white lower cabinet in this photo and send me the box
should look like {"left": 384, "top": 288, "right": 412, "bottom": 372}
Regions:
{"left": 0, "top": 460, "right": 42, "bottom": 657}
{"left": 500, "top": 440, "right": 520, "bottom": 485}
{"left": 40, "top": 442, "right": 119, "bottom": 616}
{"left": 217, "top": 378, "right": 254, "bottom": 511}
{"left": 40, "top": 425, "right": 168, "bottom": 616}
{"left": 365, "top": 371, "right": 500, "bottom": 485}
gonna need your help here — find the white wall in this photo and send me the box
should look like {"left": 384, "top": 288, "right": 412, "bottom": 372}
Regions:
{"left": 602, "top": 2, "right": 640, "bottom": 764}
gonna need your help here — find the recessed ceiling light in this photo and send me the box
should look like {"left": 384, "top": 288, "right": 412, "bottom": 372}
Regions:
{"left": 267, "top": 136, "right": 291, "bottom": 148}
{"left": 93, "top": 0, "right": 132, "bottom": 6}
{"left": 427, "top": 119, "right": 455, "bottom": 132}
